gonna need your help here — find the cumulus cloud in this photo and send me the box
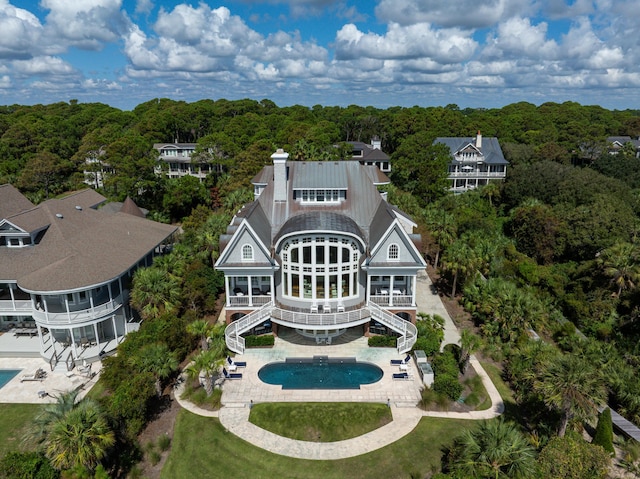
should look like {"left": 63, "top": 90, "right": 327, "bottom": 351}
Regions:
{"left": 334, "top": 23, "right": 477, "bottom": 63}
{"left": 375, "top": 0, "right": 533, "bottom": 28}
{"left": 40, "top": 0, "right": 130, "bottom": 50}
{"left": 0, "top": 0, "right": 44, "bottom": 59}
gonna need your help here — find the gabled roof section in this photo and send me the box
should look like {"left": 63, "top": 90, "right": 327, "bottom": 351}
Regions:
{"left": 0, "top": 184, "right": 35, "bottom": 219}
{"left": 368, "top": 220, "right": 427, "bottom": 268}
{"left": 435, "top": 137, "right": 508, "bottom": 165}
{"left": 214, "top": 218, "right": 272, "bottom": 269}
{"left": 120, "top": 197, "right": 145, "bottom": 218}
{"left": 363, "top": 165, "right": 390, "bottom": 185}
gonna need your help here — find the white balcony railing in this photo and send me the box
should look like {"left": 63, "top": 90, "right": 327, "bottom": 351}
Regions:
{"left": 31, "top": 294, "right": 124, "bottom": 325}
{"left": 369, "top": 294, "right": 413, "bottom": 307}
{"left": 0, "top": 299, "right": 32, "bottom": 312}
{"left": 228, "top": 295, "right": 272, "bottom": 308}
{"left": 448, "top": 171, "right": 506, "bottom": 178}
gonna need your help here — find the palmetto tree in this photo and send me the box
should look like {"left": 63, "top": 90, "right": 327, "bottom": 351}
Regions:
{"left": 186, "top": 349, "right": 224, "bottom": 396}
{"left": 187, "top": 319, "right": 213, "bottom": 351}
{"left": 459, "top": 329, "right": 481, "bottom": 374}
{"left": 597, "top": 242, "right": 640, "bottom": 297}
{"left": 442, "top": 239, "right": 479, "bottom": 298}
{"left": 130, "top": 266, "right": 181, "bottom": 320}
{"left": 26, "top": 391, "right": 114, "bottom": 473}
{"left": 45, "top": 400, "right": 115, "bottom": 472}
{"left": 450, "top": 418, "right": 537, "bottom": 479}
{"left": 533, "top": 353, "right": 607, "bottom": 437}
{"left": 130, "top": 343, "right": 179, "bottom": 397}
{"left": 424, "top": 208, "right": 456, "bottom": 268}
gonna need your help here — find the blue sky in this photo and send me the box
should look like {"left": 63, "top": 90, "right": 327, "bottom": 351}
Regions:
{"left": 0, "top": 0, "right": 639, "bottom": 111}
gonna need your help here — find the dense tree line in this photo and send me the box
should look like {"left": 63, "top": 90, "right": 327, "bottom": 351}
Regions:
{"left": 2, "top": 98, "right": 640, "bottom": 477}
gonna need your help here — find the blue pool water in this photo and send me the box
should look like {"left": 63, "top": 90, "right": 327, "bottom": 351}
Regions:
{"left": 0, "top": 369, "right": 20, "bottom": 389}
{"left": 258, "top": 357, "right": 383, "bottom": 390}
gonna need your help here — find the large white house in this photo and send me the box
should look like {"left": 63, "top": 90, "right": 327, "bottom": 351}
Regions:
{"left": 214, "top": 149, "right": 426, "bottom": 354}
{"left": 435, "top": 132, "right": 508, "bottom": 192}
{"left": 0, "top": 185, "right": 178, "bottom": 365}
{"left": 153, "top": 142, "right": 213, "bottom": 182}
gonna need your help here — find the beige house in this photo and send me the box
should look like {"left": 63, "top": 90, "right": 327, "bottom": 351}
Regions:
{"left": 0, "top": 185, "right": 177, "bottom": 365}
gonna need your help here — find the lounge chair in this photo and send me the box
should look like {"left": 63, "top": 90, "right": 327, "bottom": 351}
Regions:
{"left": 392, "top": 372, "right": 410, "bottom": 380}
{"left": 222, "top": 367, "right": 242, "bottom": 380}
{"left": 20, "top": 368, "right": 47, "bottom": 382}
{"left": 227, "top": 356, "right": 246, "bottom": 368}
{"left": 390, "top": 354, "right": 411, "bottom": 366}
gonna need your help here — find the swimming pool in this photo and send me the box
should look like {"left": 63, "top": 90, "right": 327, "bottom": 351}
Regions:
{"left": 258, "top": 356, "right": 383, "bottom": 390}
{"left": 0, "top": 369, "right": 20, "bottom": 389}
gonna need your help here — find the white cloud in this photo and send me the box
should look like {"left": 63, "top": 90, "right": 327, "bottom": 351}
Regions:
{"left": 0, "top": 74, "right": 11, "bottom": 88}
{"left": 12, "top": 56, "right": 76, "bottom": 75}
{"left": 0, "top": 0, "right": 43, "bottom": 59}
{"left": 41, "top": 0, "right": 129, "bottom": 50}
{"left": 482, "top": 17, "right": 559, "bottom": 61}
{"left": 375, "top": 0, "right": 533, "bottom": 28}
{"left": 334, "top": 23, "right": 477, "bottom": 64}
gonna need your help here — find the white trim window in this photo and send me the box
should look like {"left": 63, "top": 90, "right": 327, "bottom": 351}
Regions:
{"left": 241, "top": 244, "right": 254, "bottom": 261}
{"left": 388, "top": 243, "right": 399, "bottom": 261}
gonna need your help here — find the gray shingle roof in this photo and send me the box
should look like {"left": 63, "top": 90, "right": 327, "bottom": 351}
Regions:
{"left": 435, "top": 137, "right": 508, "bottom": 164}
{"left": 0, "top": 187, "right": 177, "bottom": 292}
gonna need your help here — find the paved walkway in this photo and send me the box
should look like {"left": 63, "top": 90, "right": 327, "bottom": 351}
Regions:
{"left": 174, "top": 270, "right": 504, "bottom": 460}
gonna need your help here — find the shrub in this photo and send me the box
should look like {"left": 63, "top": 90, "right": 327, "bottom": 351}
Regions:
{"left": 592, "top": 408, "right": 615, "bottom": 455}
{"left": 433, "top": 373, "right": 463, "bottom": 401}
{"left": 0, "top": 452, "right": 59, "bottom": 479}
{"left": 431, "top": 350, "right": 459, "bottom": 377}
{"left": 539, "top": 431, "right": 611, "bottom": 479}
{"left": 244, "top": 334, "right": 275, "bottom": 347}
{"left": 148, "top": 450, "right": 161, "bottom": 466}
{"left": 368, "top": 335, "right": 396, "bottom": 347}
{"left": 157, "top": 434, "right": 172, "bottom": 452}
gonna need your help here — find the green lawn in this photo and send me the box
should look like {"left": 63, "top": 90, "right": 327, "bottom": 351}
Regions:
{"left": 162, "top": 409, "right": 475, "bottom": 479}
{"left": 0, "top": 404, "right": 44, "bottom": 458}
{"left": 249, "top": 403, "right": 392, "bottom": 442}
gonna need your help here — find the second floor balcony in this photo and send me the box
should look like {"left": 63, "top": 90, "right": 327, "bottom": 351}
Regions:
{"left": 32, "top": 293, "right": 125, "bottom": 325}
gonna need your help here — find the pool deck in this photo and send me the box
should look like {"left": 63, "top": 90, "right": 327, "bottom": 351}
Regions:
{"left": 174, "top": 270, "right": 504, "bottom": 460}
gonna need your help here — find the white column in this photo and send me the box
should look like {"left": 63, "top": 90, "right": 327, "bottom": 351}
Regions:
{"left": 65, "top": 295, "right": 71, "bottom": 321}
{"left": 412, "top": 275, "right": 417, "bottom": 306}
{"left": 270, "top": 275, "right": 275, "bottom": 302}
{"left": 389, "top": 276, "right": 395, "bottom": 307}
{"left": 112, "top": 316, "right": 118, "bottom": 342}
{"left": 248, "top": 275, "right": 253, "bottom": 307}
{"left": 94, "top": 323, "right": 100, "bottom": 349}
{"left": 366, "top": 275, "right": 371, "bottom": 302}
{"left": 225, "top": 276, "right": 230, "bottom": 306}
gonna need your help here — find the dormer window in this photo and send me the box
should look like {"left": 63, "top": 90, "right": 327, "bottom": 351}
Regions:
{"left": 242, "top": 244, "right": 254, "bottom": 261}
{"left": 298, "top": 189, "right": 344, "bottom": 204}
{"left": 0, "top": 235, "right": 32, "bottom": 248}
{"left": 388, "top": 244, "right": 399, "bottom": 261}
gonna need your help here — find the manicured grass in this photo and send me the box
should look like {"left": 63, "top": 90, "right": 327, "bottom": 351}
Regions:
{"left": 462, "top": 374, "right": 491, "bottom": 410}
{"left": 480, "top": 361, "right": 514, "bottom": 404}
{"left": 0, "top": 404, "right": 44, "bottom": 458}
{"left": 249, "top": 403, "right": 392, "bottom": 442}
{"left": 162, "top": 409, "right": 475, "bottom": 479}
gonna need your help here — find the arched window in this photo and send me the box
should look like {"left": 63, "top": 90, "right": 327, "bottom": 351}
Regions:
{"left": 242, "top": 244, "right": 254, "bottom": 261}
{"left": 388, "top": 244, "right": 399, "bottom": 261}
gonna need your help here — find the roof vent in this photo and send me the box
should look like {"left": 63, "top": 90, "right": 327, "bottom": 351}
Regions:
{"left": 55, "top": 213, "right": 63, "bottom": 219}
{"left": 75, "top": 205, "right": 82, "bottom": 211}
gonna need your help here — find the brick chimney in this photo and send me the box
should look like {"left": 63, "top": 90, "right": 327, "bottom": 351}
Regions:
{"left": 271, "top": 148, "right": 289, "bottom": 202}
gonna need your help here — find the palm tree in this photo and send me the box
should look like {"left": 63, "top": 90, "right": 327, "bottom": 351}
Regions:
{"left": 187, "top": 319, "right": 213, "bottom": 351}
{"left": 441, "top": 239, "right": 478, "bottom": 298}
{"left": 481, "top": 181, "right": 501, "bottom": 207}
{"left": 424, "top": 208, "right": 456, "bottom": 268}
{"left": 130, "top": 266, "right": 181, "bottom": 320}
{"left": 130, "top": 343, "right": 179, "bottom": 397}
{"left": 459, "top": 329, "right": 481, "bottom": 374}
{"left": 450, "top": 418, "right": 537, "bottom": 479}
{"left": 45, "top": 400, "right": 115, "bottom": 472}
{"left": 186, "top": 349, "right": 224, "bottom": 396}
{"left": 597, "top": 242, "right": 640, "bottom": 297}
{"left": 533, "top": 354, "right": 607, "bottom": 437}
{"left": 26, "top": 391, "right": 114, "bottom": 474}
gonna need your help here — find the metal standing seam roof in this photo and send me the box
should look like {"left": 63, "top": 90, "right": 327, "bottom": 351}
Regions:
{"left": 435, "top": 137, "right": 508, "bottom": 165}
{"left": 291, "top": 162, "right": 349, "bottom": 189}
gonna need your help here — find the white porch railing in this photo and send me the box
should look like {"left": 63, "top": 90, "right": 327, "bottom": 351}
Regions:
{"left": 369, "top": 295, "right": 413, "bottom": 307}
{"left": 0, "top": 299, "right": 32, "bottom": 312}
{"left": 270, "top": 307, "right": 370, "bottom": 328}
{"left": 448, "top": 172, "right": 506, "bottom": 179}
{"left": 228, "top": 295, "right": 272, "bottom": 307}
{"left": 368, "top": 302, "right": 417, "bottom": 354}
{"left": 31, "top": 294, "right": 124, "bottom": 325}
{"left": 225, "top": 302, "right": 274, "bottom": 354}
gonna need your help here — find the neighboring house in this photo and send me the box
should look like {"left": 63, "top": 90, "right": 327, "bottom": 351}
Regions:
{"left": 346, "top": 137, "right": 391, "bottom": 173}
{"left": 83, "top": 147, "right": 112, "bottom": 189}
{"left": 153, "top": 142, "right": 212, "bottom": 182}
{"left": 0, "top": 184, "right": 178, "bottom": 364}
{"left": 215, "top": 149, "right": 426, "bottom": 354}
{"left": 435, "top": 132, "right": 508, "bottom": 192}
{"left": 607, "top": 136, "right": 640, "bottom": 157}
